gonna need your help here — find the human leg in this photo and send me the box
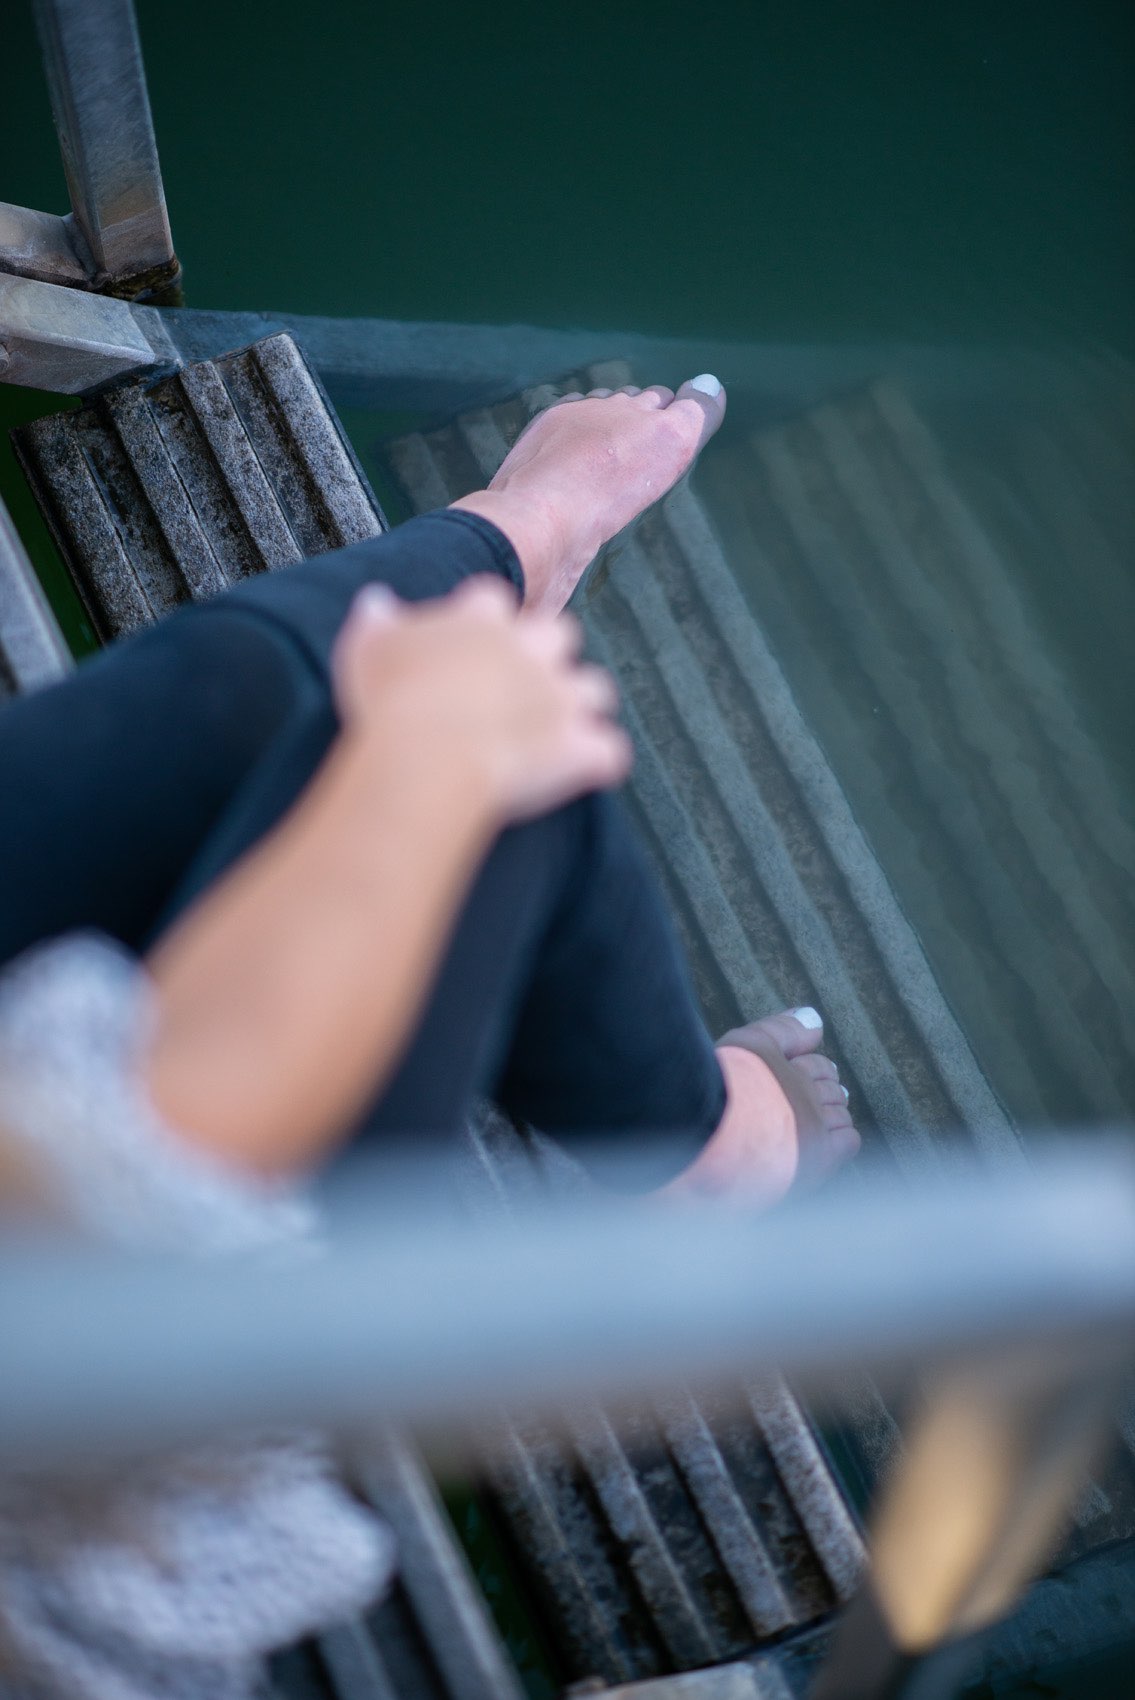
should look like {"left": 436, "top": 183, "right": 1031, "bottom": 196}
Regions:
{"left": 0, "top": 511, "right": 520, "bottom": 967}
{"left": 2, "top": 375, "right": 854, "bottom": 1192}
{"left": 0, "top": 375, "right": 730, "bottom": 968}
{"left": 160, "top": 715, "right": 854, "bottom": 1196}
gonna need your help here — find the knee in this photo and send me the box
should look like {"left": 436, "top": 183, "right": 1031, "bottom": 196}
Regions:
{"left": 167, "top": 607, "right": 330, "bottom": 744}
{"left": 490, "top": 789, "right": 632, "bottom": 926}
{"left": 499, "top": 787, "right": 613, "bottom": 860}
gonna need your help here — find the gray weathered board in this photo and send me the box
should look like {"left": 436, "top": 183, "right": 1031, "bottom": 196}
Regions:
{"left": 6, "top": 333, "right": 1134, "bottom": 1697}
{"left": 12, "top": 331, "right": 387, "bottom": 638}
{"left": 456, "top": 1108, "right": 864, "bottom": 1689}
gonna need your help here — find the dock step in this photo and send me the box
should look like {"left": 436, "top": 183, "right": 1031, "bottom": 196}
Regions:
{"left": 11, "top": 331, "right": 387, "bottom": 641}
{"left": 697, "top": 379, "right": 1135, "bottom": 1132}
{"left": 376, "top": 363, "right": 1135, "bottom": 1681}
{"left": 380, "top": 367, "right": 1026, "bottom": 1178}
{"left": 457, "top": 1109, "right": 864, "bottom": 1688}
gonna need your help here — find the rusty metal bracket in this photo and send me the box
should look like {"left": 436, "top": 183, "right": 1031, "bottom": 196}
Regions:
{"left": 0, "top": 0, "right": 179, "bottom": 301}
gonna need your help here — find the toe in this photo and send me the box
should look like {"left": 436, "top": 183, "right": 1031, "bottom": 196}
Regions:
{"left": 827, "top": 1120, "right": 861, "bottom": 1158}
{"left": 720, "top": 1007, "right": 825, "bottom": 1061}
{"left": 793, "top": 1052, "right": 839, "bottom": 1083}
{"left": 636, "top": 385, "right": 676, "bottom": 410}
{"left": 673, "top": 374, "right": 727, "bottom": 448}
{"left": 586, "top": 387, "right": 614, "bottom": 399}
{"left": 817, "top": 1122, "right": 861, "bottom": 1184}
{"left": 811, "top": 1077, "right": 849, "bottom": 1109}
{"left": 619, "top": 385, "right": 643, "bottom": 397}
{"left": 556, "top": 390, "right": 585, "bottom": 404}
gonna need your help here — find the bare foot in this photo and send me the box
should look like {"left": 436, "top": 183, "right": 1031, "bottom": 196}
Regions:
{"left": 451, "top": 377, "right": 727, "bottom": 612}
{"left": 663, "top": 1007, "right": 860, "bottom": 1209}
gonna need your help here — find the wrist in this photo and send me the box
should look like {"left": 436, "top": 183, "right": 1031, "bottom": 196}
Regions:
{"left": 334, "top": 724, "right": 501, "bottom": 857}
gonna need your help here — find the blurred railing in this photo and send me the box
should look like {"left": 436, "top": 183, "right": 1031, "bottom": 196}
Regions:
{"left": 3, "top": 1140, "right": 1134, "bottom": 1698}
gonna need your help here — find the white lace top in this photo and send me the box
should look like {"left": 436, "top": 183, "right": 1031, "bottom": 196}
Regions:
{"left": 0, "top": 935, "right": 394, "bottom": 1700}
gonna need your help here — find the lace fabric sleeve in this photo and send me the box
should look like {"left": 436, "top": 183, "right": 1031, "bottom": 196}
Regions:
{"left": 0, "top": 933, "right": 393, "bottom": 1700}
{"left": 0, "top": 931, "right": 310, "bottom": 1253}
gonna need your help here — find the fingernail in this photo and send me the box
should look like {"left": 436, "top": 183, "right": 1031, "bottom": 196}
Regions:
{"left": 355, "top": 584, "right": 398, "bottom": 621}
{"left": 790, "top": 1006, "right": 823, "bottom": 1029}
{"left": 689, "top": 373, "right": 722, "bottom": 397}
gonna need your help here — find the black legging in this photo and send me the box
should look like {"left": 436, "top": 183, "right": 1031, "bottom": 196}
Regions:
{"left": 0, "top": 510, "right": 724, "bottom": 1184}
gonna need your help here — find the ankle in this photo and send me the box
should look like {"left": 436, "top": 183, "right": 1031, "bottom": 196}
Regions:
{"left": 662, "top": 1047, "right": 799, "bottom": 1208}
{"left": 449, "top": 488, "right": 575, "bottom": 609}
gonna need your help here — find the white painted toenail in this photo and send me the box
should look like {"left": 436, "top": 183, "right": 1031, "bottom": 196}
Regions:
{"left": 791, "top": 1005, "right": 823, "bottom": 1029}
{"left": 689, "top": 373, "right": 722, "bottom": 397}
{"left": 841, "top": 1085, "right": 850, "bottom": 1101}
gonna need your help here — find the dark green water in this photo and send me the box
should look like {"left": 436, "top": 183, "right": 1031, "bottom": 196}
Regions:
{"left": 4, "top": 0, "right": 1132, "bottom": 759}
{"left": 2, "top": 4, "right": 1133, "bottom": 1695}
{"left": 4, "top": 3, "right": 1132, "bottom": 342}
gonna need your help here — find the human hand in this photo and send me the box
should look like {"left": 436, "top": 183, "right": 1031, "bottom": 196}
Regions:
{"left": 332, "top": 577, "right": 633, "bottom": 826}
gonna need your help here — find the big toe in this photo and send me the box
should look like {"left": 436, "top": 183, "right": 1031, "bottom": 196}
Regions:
{"left": 721, "top": 1006, "right": 825, "bottom": 1061}
{"left": 674, "top": 373, "right": 727, "bottom": 447}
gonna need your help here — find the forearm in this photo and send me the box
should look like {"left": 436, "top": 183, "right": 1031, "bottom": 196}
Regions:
{"left": 145, "top": 730, "right": 495, "bottom": 1176}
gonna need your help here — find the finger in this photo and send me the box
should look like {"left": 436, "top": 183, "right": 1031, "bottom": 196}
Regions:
{"left": 518, "top": 610, "right": 585, "bottom": 665}
{"left": 347, "top": 583, "right": 401, "bottom": 629}
{"left": 515, "top": 725, "right": 633, "bottom": 822}
{"left": 333, "top": 587, "right": 402, "bottom": 703}
{"left": 585, "top": 723, "right": 634, "bottom": 787}
{"left": 450, "top": 575, "right": 521, "bottom": 619}
{"left": 565, "top": 722, "right": 634, "bottom": 791}
{"left": 572, "top": 663, "right": 620, "bottom": 717}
